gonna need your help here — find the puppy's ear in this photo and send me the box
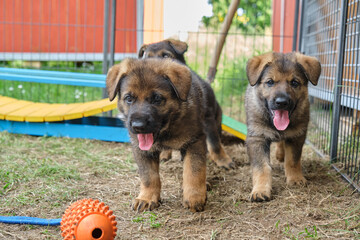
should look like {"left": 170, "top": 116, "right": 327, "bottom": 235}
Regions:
{"left": 106, "top": 58, "right": 136, "bottom": 101}
{"left": 168, "top": 39, "right": 188, "bottom": 55}
{"left": 295, "top": 53, "right": 321, "bottom": 86}
{"left": 163, "top": 60, "right": 192, "bottom": 101}
{"left": 246, "top": 52, "right": 273, "bottom": 86}
{"left": 138, "top": 44, "right": 147, "bottom": 58}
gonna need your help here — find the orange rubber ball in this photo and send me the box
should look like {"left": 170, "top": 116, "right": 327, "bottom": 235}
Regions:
{"left": 60, "top": 199, "right": 117, "bottom": 240}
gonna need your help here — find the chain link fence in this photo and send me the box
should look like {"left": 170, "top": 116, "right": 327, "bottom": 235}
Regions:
{"left": 300, "top": 0, "right": 360, "bottom": 191}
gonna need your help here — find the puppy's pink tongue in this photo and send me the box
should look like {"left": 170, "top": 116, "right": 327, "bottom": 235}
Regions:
{"left": 273, "top": 110, "right": 289, "bottom": 131}
{"left": 137, "top": 134, "right": 154, "bottom": 151}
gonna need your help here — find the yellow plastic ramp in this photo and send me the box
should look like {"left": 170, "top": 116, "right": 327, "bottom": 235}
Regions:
{"left": 0, "top": 97, "right": 33, "bottom": 120}
{"left": 0, "top": 95, "right": 117, "bottom": 122}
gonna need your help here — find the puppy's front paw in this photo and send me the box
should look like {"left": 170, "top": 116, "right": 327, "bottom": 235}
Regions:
{"left": 183, "top": 193, "right": 207, "bottom": 212}
{"left": 286, "top": 174, "right": 307, "bottom": 186}
{"left": 250, "top": 186, "right": 271, "bottom": 202}
{"left": 218, "top": 157, "right": 236, "bottom": 170}
{"left": 211, "top": 153, "right": 235, "bottom": 170}
{"left": 132, "top": 198, "right": 160, "bottom": 212}
{"left": 251, "top": 164, "right": 272, "bottom": 202}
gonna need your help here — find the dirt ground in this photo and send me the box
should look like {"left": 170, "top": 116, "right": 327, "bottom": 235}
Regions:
{"left": 0, "top": 132, "right": 359, "bottom": 240}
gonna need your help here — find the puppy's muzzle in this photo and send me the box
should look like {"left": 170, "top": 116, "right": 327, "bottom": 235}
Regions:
{"left": 130, "top": 117, "right": 151, "bottom": 133}
{"left": 270, "top": 94, "right": 293, "bottom": 111}
{"left": 128, "top": 111, "right": 158, "bottom": 134}
{"left": 274, "top": 96, "right": 290, "bottom": 110}
{"left": 131, "top": 119, "right": 148, "bottom": 132}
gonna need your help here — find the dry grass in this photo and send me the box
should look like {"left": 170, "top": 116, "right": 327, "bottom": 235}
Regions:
{"left": 0, "top": 131, "right": 359, "bottom": 240}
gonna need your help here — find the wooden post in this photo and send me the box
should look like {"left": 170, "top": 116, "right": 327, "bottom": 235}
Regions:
{"left": 207, "top": 0, "right": 240, "bottom": 83}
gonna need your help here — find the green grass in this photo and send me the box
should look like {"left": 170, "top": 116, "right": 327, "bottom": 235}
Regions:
{"left": 132, "top": 212, "right": 163, "bottom": 229}
{"left": 0, "top": 134, "right": 82, "bottom": 207}
{"left": 0, "top": 131, "right": 359, "bottom": 239}
{"left": 0, "top": 131, "right": 133, "bottom": 210}
{"left": 2, "top": 60, "right": 104, "bottom": 74}
{"left": 0, "top": 80, "right": 104, "bottom": 103}
{"left": 0, "top": 61, "right": 104, "bottom": 103}
{"left": 210, "top": 229, "right": 218, "bottom": 240}
{"left": 298, "top": 226, "right": 319, "bottom": 239}
{"left": 187, "top": 56, "right": 249, "bottom": 122}
{"left": 276, "top": 221, "right": 320, "bottom": 240}
{"left": 187, "top": 55, "right": 249, "bottom": 98}
{"left": 274, "top": 204, "right": 360, "bottom": 239}
{"left": 211, "top": 57, "right": 249, "bottom": 99}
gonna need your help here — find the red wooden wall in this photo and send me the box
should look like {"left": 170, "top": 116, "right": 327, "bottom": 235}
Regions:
{"left": 0, "top": 0, "right": 137, "bottom": 54}
{"left": 272, "top": 0, "right": 296, "bottom": 53}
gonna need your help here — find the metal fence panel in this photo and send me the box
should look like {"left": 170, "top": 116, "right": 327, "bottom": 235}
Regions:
{"left": 301, "top": 0, "right": 360, "bottom": 190}
{"left": 186, "top": 29, "right": 272, "bottom": 122}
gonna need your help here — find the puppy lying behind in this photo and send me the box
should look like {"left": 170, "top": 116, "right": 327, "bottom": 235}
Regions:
{"left": 106, "top": 58, "right": 231, "bottom": 212}
{"left": 245, "top": 52, "right": 321, "bottom": 202}
{"left": 138, "top": 38, "right": 233, "bottom": 170}
{"left": 138, "top": 38, "right": 188, "bottom": 64}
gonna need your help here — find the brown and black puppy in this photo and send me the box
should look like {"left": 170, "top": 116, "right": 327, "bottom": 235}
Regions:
{"left": 138, "top": 39, "right": 233, "bottom": 169}
{"left": 138, "top": 39, "right": 188, "bottom": 161}
{"left": 138, "top": 38, "right": 188, "bottom": 64}
{"left": 106, "top": 58, "right": 232, "bottom": 212}
{"left": 245, "top": 52, "right": 321, "bottom": 202}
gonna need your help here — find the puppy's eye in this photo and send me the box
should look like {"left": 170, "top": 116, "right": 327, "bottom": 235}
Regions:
{"left": 152, "top": 94, "right": 164, "bottom": 105}
{"left": 162, "top": 53, "right": 171, "bottom": 58}
{"left": 266, "top": 79, "right": 275, "bottom": 87}
{"left": 290, "top": 79, "right": 300, "bottom": 88}
{"left": 124, "top": 95, "right": 134, "bottom": 105}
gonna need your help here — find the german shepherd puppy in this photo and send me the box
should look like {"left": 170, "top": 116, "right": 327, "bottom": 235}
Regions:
{"left": 138, "top": 38, "right": 188, "bottom": 64}
{"left": 138, "top": 39, "right": 188, "bottom": 161}
{"left": 106, "top": 58, "right": 232, "bottom": 212}
{"left": 245, "top": 52, "right": 321, "bottom": 202}
{"left": 138, "top": 38, "right": 233, "bottom": 170}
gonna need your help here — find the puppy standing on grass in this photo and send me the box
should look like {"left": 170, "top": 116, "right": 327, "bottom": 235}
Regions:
{"left": 245, "top": 52, "right": 321, "bottom": 202}
{"left": 138, "top": 38, "right": 233, "bottom": 169}
{"left": 106, "top": 58, "right": 231, "bottom": 212}
{"left": 138, "top": 38, "right": 188, "bottom": 162}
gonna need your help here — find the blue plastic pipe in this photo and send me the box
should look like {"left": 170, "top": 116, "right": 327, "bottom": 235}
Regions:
{"left": 0, "top": 216, "right": 61, "bottom": 226}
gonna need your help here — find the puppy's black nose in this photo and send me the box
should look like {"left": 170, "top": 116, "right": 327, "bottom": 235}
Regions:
{"left": 131, "top": 120, "right": 147, "bottom": 132}
{"left": 274, "top": 96, "right": 290, "bottom": 109}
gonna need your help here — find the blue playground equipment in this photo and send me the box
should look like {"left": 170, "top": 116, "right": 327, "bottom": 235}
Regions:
{"left": 0, "top": 67, "right": 130, "bottom": 142}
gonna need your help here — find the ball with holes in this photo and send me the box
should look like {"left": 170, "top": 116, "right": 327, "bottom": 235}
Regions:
{"left": 60, "top": 198, "right": 117, "bottom": 240}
